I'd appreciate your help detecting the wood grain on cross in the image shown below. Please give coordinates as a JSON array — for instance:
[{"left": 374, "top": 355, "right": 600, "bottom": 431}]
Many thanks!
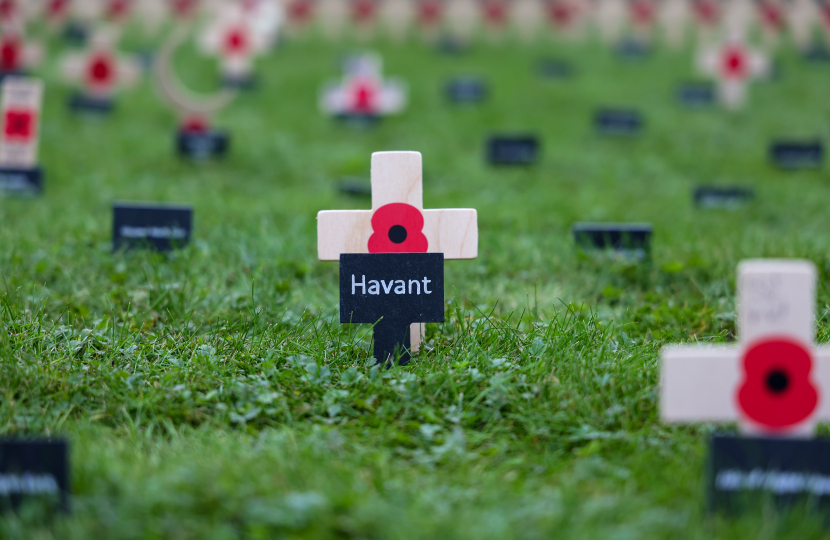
[
  {"left": 662, "top": 260, "right": 830, "bottom": 437},
  {"left": 0, "top": 76, "right": 42, "bottom": 169},
  {"left": 60, "top": 27, "right": 141, "bottom": 100},
  {"left": 698, "top": 33, "right": 768, "bottom": 110},
  {"left": 317, "top": 151, "right": 477, "bottom": 353}
]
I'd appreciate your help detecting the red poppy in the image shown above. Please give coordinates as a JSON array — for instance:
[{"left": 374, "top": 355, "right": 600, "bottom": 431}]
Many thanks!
[
  {"left": 547, "top": 1, "right": 574, "bottom": 27},
  {"left": 0, "top": 0, "right": 16, "bottom": 22},
  {"left": 223, "top": 27, "right": 249, "bottom": 56},
  {"left": 288, "top": 0, "right": 314, "bottom": 23},
  {"left": 721, "top": 46, "right": 747, "bottom": 80},
  {"left": 759, "top": 3, "right": 783, "bottom": 29},
  {"left": 736, "top": 338, "right": 819, "bottom": 431},
  {"left": 3, "top": 109, "right": 34, "bottom": 140},
  {"left": 352, "top": 0, "right": 376, "bottom": 23},
  {"left": 418, "top": 0, "right": 442, "bottom": 25},
  {"left": 181, "top": 115, "right": 209, "bottom": 134},
  {"left": 368, "top": 203, "right": 428, "bottom": 253},
  {"left": 629, "top": 0, "right": 654, "bottom": 25},
  {"left": 107, "top": 0, "right": 132, "bottom": 20},
  {"left": 87, "top": 53, "right": 115, "bottom": 90},
  {"left": 347, "top": 78, "right": 379, "bottom": 114},
  {"left": 482, "top": 1, "right": 506, "bottom": 26},
  {"left": 0, "top": 37, "right": 20, "bottom": 72},
  {"left": 692, "top": 0, "right": 718, "bottom": 24}
]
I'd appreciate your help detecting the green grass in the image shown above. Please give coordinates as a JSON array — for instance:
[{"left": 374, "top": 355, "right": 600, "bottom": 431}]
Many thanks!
[{"left": 2, "top": 24, "right": 830, "bottom": 538}]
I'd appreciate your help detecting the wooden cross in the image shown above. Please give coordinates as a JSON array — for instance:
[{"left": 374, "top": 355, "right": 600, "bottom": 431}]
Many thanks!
[
  {"left": 698, "top": 33, "right": 769, "bottom": 110},
  {"left": 105, "top": 0, "right": 135, "bottom": 23},
  {"left": 594, "top": 0, "right": 627, "bottom": 44},
  {"left": 317, "top": 151, "right": 478, "bottom": 354},
  {"left": 319, "top": 54, "right": 407, "bottom": 117},
  {"left": 43, "top": 0, "right": 72, "bottom": 29},
  {"left": 0, "top": 76, "right": 42, "bottom": 169},
  {"left": 317, "top": 0, "right": 349, "bottom": 40},
  {"left": 0, "top": 23, "right": 43, "bottom": 75},
  {"left": 379, "top": 0, "right": 412, "bottom": 42},
  {"left": 627, "top": 0, "right": 657, "bottom": 43},
  {"left": 662, "top": 260, "right": 830, "bottom": 437},
  {"left": 512, "top": 0, "right": 544, "bottom": 43},
  {"left": 199, "top": 4, "right": 269, "bottom": 82},
  {"left": 787, "top": 0, "right": 820, "bottom": 51},
  {"left": 657, "top": 0, "right": 689, "bottom": 49},
  {"left": 720, "top": 0, "right": 755, "bottom": 37},
  {"left": 60, "top": 26, "right": 141, "bottom": 101},
  {"left": 350, "top": 0, "right": 380, "bottom": 40},
  {"left": 480, "top": 0, "right": 509, "bottom": 40},
  {"left": 284, "top": 0, "right": 317, "bottom": 36},
  {"left": 690, "top": 0, "right": 719, "bottom": 44},
  {"left": 758, "top": 0, "right": 786, "bottom": 48},
  {"left": 445, "top": 0, "right": 480, "bottom": 44}
]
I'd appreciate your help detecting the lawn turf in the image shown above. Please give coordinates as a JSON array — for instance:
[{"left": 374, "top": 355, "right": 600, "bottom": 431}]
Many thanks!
[{"left": 2, "top": 25, "right": 830, "bottom": 538}]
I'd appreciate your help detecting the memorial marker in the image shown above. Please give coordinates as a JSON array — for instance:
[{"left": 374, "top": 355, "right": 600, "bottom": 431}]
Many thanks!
[
  {"left": 319, "top": 54, "right": 407, "bottom": 123},
  {"left": 155, "top": 25, "right": 236, "bottom": 161},
  {"left": 594, "top": 108, "right": 643, "bottom": 136},
  {"left": 658, "top": 0, "right": 690, "bottom": 49},
  {"left": 693, "top": 186, "right": 754, "bottom": 209},
  {"left": 317, "top": 151, "right": 477, "bottom": 356},
  {"left": 446, "top": 76, "right": 487, "bottom": 104},
  {"left": 0, "top": 439, "right": 69, "bottom": 514},
  {"left": 698, "top": 32, "right": 769, "bottom": 110},
  {"left": 572, "top": 222, "right": 652, "bottom": 260},
  {"left": 769, "top": 140, "right": 824, "bottom": 170},
  {"left": 0, "top": 23, "right": 43, "bottom": 78},
  {"left": 444, "top": 0, "right": 479, "bottom": 45},
  {"left": 0, "top": 76, "right": 43, "bottom": 195},
  {"left": 113, "top": 202, "right": 193, "bottom": 252},
  {"left": 60, "top": 26, "right": 141, "bottom": 114},
  {"left": 340, "top": 252, "right": 444, "bottom": 365},
  {"left": 676, "top": 82, "right": 715, "bottom": 107},
  {"left": 199, "top": 3, "right": 268, "bottom": 89},
  {"left": 661, "top": 260, "right": 830, "bottom": 512},
  {"left": 486, "top": 135, "right": 539, "bottom": 165},
  {"left": 536, "top": 58, "right": 574, "bottom": 80}
]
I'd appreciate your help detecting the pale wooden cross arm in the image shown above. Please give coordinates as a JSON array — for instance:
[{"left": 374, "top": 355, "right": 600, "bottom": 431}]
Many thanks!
[{"left": 661, "top": 344, "right": 830, "bottom": 423}]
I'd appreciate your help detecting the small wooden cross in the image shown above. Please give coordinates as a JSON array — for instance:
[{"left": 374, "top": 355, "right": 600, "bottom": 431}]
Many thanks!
[
  {"left": 59, "top": 26, "right": 141, "bottom": 101},
  {"left": 512, "top": 0, "right": 544, "bottom": 43},
  {"left": 445, "top": 0, "right": 480, "bottom": 44},
  {"left": 657, "top": 0, "right": 690, "bottom": 49},
  {"left": 662, "top": 260, "right": 830, "bottom": 437},
  {"left": 0, "top": 23, "right": 43, "bottom": 75},
  {"left": 594, "top": 0, "right": 627, "bottom": 44},
  {"left": 43, "top": 0, "right": 72, "bottom": 29},
  {"left": 380, "top": 0, "right": 414, "bottom": 42},
  {"left": 757, "top": 0, "right": 785, "bottom": 48},
  {"left": 317, "top": 0, "right": 349, "bottom": 40},
  {"left": 199, "top": 4, "right": 269, "bottom": 82},
  {"left": 319, "top": 54, "right": 407, "bottom": 117},
  {"left": 317, "top": 151, "right": 478, "bottom": 354},
  {"left": 0, "top": 76, "right": 42, "bottom": 169},
  {"left": 627, "top": 0, "right": 657, "bottom": 43},
  {"left": 284, "top": 0, "right": 317, "bottom": 36},
  {"left": 698, "top": 33, "right": 769, "bottom": 110},
  {"left": 480, "top": 0, "right": 509, "bottom": 40},
  {"left": 787, "top": 0, "right": 820, "bottom": 51}
]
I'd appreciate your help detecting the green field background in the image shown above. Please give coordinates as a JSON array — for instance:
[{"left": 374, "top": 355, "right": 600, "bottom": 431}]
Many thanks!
[{"left": 1, "top": 26, "right": 830, "bottom": 538}]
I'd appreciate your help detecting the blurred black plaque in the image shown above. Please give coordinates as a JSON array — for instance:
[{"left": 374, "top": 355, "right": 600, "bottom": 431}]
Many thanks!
[
  {"left": 709, "top": 435, "right": 830, "bottom": 514},
  {"left": 573, "top": 222, "right": 652, "bottom": 260},
  {"left": 487, "top": 136, "right": 539, "bottom": 165},
  {"left": 0, "top": 439, "right": 69, "bottom": 513},
  {"left": 176, "top": 130, "right": 229, "bottom": 161},
  {"left": 68, "top": 93, "right": 114, "bottom": 114},
  {"left": 221, "top": 74, "right": 258, "bottom": 90},
  {"left": 0, "top": 167, "right": 42, "bottom": 195},
  {"left": 446, "top": 76, "right": 487, "bottom": 104},
  {"left": 337, "top": 177, "right": 371, "bottom": 197},
  {"left": 537, "top": 59, "right": 574, "bottom": 80},
  {"left": 113, "top": 203, "right": 193, "bottom": 252},
  {"left": 694, "top": 186, "right": 754, "bottom": 209},
  {"left": 615, "top": 39, "right": 650, "bottom": 60},
  {"left": 62, "top": 22, "right": 88, "bottom": 46},
  {"left": 803, "top": 45, "right": 830, "bottom": 63},
  {"left": 594, "top": 109, "right": 643, "bottom": 136},
  {"left": 340, "top": 253, "right": 444, "bottom": 366},
  {"left": 769, "top": 140, "right": 824, "bottom": 169},
  {"left": 677, "top": 83, "right": 715, "bottom": 107}
]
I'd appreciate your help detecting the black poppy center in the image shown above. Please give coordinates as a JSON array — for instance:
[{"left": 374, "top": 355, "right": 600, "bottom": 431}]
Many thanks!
[
  {"left": 765, "top": 369, "right": 789, "bottom": 394},
  {"left": 388, "top": 225, "right": 407, "bottom": 244}
]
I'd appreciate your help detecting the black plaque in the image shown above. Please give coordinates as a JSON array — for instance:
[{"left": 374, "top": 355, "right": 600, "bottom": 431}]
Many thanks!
[
  {"left": 61, "top": 22, "right": 88, "bottom": 46},
  {"left": 113, "top": 203, "right": 193, "bottom": 252},
  {"left": 572, "top": 222, "right": 652, "bottom": 260},
  {"left": 337, "top": 177, "right": 371, "bottom": 197},
  {"left": 340, "top": 253, "right": 444, "bottom": 365},
  {"left": 68, "top": 93, "right": 114, "bottom": 114},
  {"left": 615, "top": 39, "right": 650, "bottom": 60},
  {"left": 803, "top": 45, "right": 830, "bottom": 63},
  {"left": 221, "top": 74, "right": 258, "bottom": 90},
  {"left": 0, "top": 167, "right": 42, "bottom": 195},
  {"left": 487, "top": 136, "right": 539, "bottom": 165},
  {"left": 709, "top": 435, "right": 830, "bottom": 514},
  {"left": 176, "top": 130, "right": 229, "bottom": 161},
  {"left": 769, "top": 141, "right": 824, "bottom": 170},
  {"left": 536, "top": 59, "right": 574, "bottom": 80},
  {"left": 0, "top": 439, "right": 69, "bottom": 513},
  {"left": 677, "top": 83, "right": 715, "bottom": 107},
  {"left": 694, "top": 186, "right": 754, "bottom": 209},
  {"left": 446, "top": 76, "right": 487, "bottom": 104},
  {"left": 594, "top": 109, "right": 643, "bottom": 136}
]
